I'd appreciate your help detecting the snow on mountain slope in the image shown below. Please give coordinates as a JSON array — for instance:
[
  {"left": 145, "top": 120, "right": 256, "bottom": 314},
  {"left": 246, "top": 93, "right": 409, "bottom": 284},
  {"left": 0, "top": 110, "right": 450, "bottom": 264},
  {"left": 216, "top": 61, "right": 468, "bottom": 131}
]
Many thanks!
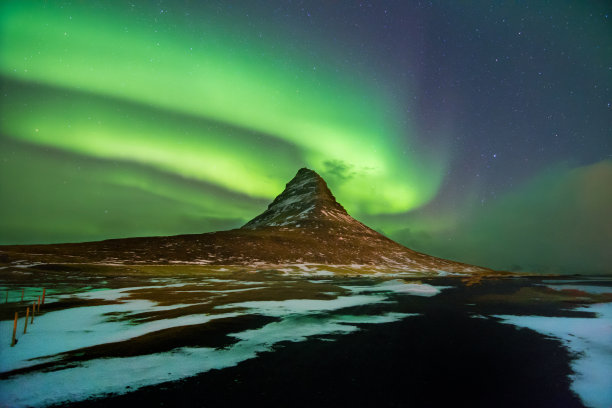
[{"left": 0, "top": 168, "right": 492, "bottom": 274}]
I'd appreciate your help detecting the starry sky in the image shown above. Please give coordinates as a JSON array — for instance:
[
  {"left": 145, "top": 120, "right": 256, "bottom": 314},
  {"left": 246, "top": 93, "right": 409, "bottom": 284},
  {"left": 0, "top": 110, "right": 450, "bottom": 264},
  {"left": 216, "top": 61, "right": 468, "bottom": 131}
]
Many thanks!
[{"left": 1, "top": 1, "right": 610, "bottom": 274}]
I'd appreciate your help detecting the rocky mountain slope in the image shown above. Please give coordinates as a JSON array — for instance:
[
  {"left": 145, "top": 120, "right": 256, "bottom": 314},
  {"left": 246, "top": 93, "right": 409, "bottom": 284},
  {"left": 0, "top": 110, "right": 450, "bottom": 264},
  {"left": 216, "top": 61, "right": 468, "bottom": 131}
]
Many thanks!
[{"left": 0, "top": 168, "right": 490, "bottom": 273}]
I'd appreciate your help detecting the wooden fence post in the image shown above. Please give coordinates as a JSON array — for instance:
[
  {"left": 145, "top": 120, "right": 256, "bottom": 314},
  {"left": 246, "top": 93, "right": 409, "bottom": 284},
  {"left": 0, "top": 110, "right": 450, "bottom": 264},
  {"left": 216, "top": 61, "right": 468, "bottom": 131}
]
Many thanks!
[
  {"left": 11, "top": 312, "right": 18, "bottom": 346},
  {"left": 37, "top": 296, "right": 41, "bottom": 312},
  {"left": 21, "top": 289, "right": 24, "bottom": 301},
  {"left": 42, "top": 288, "right": 46, "bottom": 305},
  {"left": 24, "top": 307, "right": 29, "bottom": 334},
  {"left": 31, "top": 302, "right": 35, "bottom": 324}
]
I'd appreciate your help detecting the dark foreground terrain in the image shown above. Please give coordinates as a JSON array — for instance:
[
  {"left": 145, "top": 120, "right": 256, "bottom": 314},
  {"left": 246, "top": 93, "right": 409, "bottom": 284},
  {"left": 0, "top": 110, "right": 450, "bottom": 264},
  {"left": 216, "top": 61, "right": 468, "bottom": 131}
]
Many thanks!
[{"left": 1, "top": 264, "right": 611, "bottom": 407}]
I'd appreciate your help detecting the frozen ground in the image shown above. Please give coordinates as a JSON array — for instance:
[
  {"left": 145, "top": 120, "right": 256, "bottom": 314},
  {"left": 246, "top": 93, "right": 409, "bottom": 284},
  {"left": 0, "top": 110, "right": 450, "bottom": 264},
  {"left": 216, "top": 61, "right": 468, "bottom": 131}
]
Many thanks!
[
  {"left": 0, "top": 270, "right": 611, "bottom": 408},
  {"left": 495, "top": 301, "right": 612, "bottom": 408},
  {"left": 0, "top": 276, "right": 441, "bottom": 407}
]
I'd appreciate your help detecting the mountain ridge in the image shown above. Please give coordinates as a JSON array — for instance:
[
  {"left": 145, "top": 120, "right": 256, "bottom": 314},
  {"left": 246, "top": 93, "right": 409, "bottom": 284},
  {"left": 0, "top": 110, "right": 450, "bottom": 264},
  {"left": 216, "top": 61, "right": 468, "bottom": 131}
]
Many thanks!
[
  {"left": 0, "top": 168, "right": 492, "bottom": 274},
  {"left": 242, "top": 168, "right": 375, "bottom": 235}
]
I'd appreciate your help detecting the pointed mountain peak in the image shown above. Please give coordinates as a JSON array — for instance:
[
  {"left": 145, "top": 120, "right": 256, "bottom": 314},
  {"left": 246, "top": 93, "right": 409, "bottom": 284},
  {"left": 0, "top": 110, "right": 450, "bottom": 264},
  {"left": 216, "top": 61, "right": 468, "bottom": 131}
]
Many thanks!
[
  {"left": 242, "top": 167, "right": 352, "bottom": 229},
  {"left": 1, "top": 166, "right": 491, "bottom": 273}
]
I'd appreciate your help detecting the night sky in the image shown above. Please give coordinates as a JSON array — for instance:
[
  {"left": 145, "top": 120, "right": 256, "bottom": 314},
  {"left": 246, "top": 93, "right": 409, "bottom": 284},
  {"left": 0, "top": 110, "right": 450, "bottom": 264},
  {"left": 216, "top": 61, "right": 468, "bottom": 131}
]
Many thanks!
[{"left": 1, "top": 1, "right": 610, "bottom": 274}]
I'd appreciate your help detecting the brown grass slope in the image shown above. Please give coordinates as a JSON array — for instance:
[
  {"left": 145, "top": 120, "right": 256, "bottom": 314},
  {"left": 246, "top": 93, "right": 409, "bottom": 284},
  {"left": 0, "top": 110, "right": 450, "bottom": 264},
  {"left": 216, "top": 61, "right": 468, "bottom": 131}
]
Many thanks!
[{"left": 0, "top": 168, "right": 491, "bottom": 273}]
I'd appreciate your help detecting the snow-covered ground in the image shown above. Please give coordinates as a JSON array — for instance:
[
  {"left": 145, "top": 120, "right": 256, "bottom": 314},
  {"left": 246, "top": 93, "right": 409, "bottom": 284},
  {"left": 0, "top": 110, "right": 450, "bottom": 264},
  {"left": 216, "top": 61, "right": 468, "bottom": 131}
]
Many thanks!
[
  {"left": 0, "top": 278, "right": 440, "bottom": 407},
  {"left": 340, "top": 279, "right": 450, "bottom": 297},
  {"left": 2, "top": 275, "right": 610, "bottom": 408},
  {"left": 0, "top": 285, "right": 239, "bottom": 373},
  {"left": 494, "top": 302, "right": 612, "bottom": 408}
]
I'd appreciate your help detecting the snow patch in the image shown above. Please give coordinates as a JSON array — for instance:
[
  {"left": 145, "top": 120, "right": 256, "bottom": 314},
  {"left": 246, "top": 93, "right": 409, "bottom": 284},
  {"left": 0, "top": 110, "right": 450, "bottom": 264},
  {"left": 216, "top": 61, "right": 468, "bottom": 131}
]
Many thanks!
[
  {"left": 216, "top": 294, "right": 387, "bottom": 317},
  {"left": 494, "top": 302, "right": 612, "bottom": 408},
  {"left": 0, "top": 287, "right": 237, "bottom": 373},
  {"left": 341, "top": 280, "right": 450, "bottom": 297},
  {"left": 0, "top": 289, "right": 417, "bottom": 407}
]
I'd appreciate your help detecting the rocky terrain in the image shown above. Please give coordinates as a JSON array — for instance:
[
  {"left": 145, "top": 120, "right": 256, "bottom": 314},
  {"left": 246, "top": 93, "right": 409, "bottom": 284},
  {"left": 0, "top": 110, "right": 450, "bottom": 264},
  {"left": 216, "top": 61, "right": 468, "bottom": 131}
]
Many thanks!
[{"left": 0, "top": 168, "right": 490, "bottom": 274}]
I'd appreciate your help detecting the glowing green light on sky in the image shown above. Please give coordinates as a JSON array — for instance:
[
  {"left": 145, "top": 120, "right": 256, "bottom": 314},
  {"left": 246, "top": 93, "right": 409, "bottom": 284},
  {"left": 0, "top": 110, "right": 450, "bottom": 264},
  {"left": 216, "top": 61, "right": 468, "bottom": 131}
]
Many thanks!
[{"left": 0, "top": 1, "right": 447, "bottom": 242}]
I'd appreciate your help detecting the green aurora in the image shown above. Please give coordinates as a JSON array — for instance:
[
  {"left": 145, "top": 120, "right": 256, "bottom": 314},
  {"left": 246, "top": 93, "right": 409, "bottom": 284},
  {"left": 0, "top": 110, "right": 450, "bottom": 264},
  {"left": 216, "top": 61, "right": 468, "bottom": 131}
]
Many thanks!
[
  {"left": 1, "top": 1, "right": 445, "bottom": 228},
  {"left": 1, "top": 1, "right": 610, "bottom": 274}
]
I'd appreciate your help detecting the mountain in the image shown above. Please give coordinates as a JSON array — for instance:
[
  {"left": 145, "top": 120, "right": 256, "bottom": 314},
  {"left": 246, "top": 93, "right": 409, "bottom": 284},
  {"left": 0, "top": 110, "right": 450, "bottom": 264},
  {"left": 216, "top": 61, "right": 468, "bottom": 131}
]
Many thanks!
[
  {"left": 0, "top": 168, "right": 490, "bottom": 274},
  {"left": 243, "top": 168, "right": 368, "bottom": 231}
]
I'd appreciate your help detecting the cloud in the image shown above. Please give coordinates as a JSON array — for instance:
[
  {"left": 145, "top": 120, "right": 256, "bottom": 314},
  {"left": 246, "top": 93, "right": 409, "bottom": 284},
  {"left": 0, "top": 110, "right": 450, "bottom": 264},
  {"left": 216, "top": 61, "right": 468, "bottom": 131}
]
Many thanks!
[{"left": 320, "top": 160, "right": 357, "bottom": 184}]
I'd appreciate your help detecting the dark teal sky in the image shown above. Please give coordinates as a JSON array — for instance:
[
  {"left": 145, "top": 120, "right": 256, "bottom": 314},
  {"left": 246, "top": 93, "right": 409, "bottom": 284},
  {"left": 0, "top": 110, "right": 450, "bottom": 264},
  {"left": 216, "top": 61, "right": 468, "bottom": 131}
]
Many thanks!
[{"left": 1, "top": 1, "right": 610, "bottom": 274}]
